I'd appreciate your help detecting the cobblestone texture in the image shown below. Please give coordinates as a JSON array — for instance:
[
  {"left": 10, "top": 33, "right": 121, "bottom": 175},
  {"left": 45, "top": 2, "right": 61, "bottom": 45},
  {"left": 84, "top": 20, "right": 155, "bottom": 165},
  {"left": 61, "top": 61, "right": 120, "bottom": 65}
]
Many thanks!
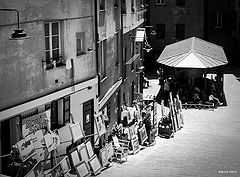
[{"left": 95, "top": 73, "right": 240, "bottom": 177}]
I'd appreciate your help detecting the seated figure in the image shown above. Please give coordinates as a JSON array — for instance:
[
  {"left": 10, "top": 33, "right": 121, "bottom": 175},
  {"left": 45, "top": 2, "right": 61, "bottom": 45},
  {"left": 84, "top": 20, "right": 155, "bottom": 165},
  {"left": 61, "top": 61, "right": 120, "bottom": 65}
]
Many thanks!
[{"left": 208, "top": 92, "right": 223, "bottom": 107}]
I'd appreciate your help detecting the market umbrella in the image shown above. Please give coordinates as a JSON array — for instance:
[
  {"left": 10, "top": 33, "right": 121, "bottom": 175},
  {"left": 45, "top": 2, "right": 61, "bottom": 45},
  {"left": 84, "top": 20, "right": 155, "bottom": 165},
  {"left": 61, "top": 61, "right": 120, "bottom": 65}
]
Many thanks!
[{"left": 157, "top": 37, "right": 228, "bottom": 68}]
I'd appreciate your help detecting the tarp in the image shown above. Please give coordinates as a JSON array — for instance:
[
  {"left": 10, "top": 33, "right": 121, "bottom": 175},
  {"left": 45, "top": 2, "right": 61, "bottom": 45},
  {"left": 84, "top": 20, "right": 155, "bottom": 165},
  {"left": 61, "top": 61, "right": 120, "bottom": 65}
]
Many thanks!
[{"left": 157, "top": 37, "right": 228, "bottom": 68}]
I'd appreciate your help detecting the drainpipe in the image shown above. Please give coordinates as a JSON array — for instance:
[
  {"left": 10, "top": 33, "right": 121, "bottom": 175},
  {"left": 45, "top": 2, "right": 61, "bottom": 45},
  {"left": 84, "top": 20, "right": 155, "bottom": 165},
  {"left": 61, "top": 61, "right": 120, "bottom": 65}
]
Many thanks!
[
  {"left": 94, "top": 0, "right": 100, "bottom": 98},
  {"left": 120, "top": 0, "right": 124, "bottom": 84}
]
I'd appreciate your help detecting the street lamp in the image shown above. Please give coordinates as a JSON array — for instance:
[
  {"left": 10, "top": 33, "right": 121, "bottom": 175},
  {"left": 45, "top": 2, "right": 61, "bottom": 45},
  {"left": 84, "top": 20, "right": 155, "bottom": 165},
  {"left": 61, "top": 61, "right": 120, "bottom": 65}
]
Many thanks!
[{"left": 0, "top": 8, "right": 29, "bottom": 41}]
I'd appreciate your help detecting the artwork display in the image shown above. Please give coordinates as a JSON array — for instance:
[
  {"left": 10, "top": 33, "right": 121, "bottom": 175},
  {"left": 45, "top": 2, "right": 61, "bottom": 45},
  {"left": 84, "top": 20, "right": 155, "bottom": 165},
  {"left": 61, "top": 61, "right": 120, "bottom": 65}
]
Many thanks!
[
  {"left": 138, "top": 124, "right": 148, "bottom": 145},
  {"left": 70, "top": 122, "right": 84, "bottom": 143},
  {"left": 31, "top": 130, "right": 45, "bottom": 161},
  {"left": 43, "top": 132, "right": 60, "bottom": 153},
  {"left": 85, "top": 139, "right": 94, "bottom": 158},
  {"left": 129, "top": 124, "right": 137, "bottom": 140},
  {"left": 99, "top": 147, "right": 109, "bottom": 167},
  {"left": 77, "top": 144, "right": 89, "bottom": 163},
  {"left": 75, "top": 161, "right": 91, "bottom": 177},
  {"left": 50, "top": 163, "right": 63, "bottom": 177},
  {"left": 106, "top": 142, "right": 114, "bottom": 160},
  {"left": 88, "top": 154, "right": 102, "bottom": 175},
  {"left": 59, "top": 156, "right": 71, "bottom": 174},
  {"left": 57, "top": 124, "right": 72, "bottom": 143},
  {"left": 70, "top": 150, "right": 81, "bottom": 167},
  {"left": 131, "top": 137, "right": 140, "bottom": 154},
  {"left": 16, "top": 134, "right": 36, "bottom": 162},
  {"left": 94, "top": 113, "right": 106, "bottom": 137}
]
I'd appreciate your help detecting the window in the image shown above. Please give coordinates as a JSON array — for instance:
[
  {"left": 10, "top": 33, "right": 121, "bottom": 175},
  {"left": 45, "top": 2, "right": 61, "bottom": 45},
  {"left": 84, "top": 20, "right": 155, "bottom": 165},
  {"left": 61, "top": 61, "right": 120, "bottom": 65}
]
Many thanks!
[
  {"left": 156, "top": 0, "right": 165, "bottom": 5},
  {"left": 176, "top": 24, "right": 185, "bottom": 40},
  {"left": 99, "top": 0, "right": 105, "bottom": 10},
  {"left": 114, "top": 0, "right": 118, "bottom": 8},
  {"left": 176, "top": 0, "right": 185, "bottom": 7},
  {"left": 50, "top": 97, "right": 70, "bottom": 130},
  {"left": 156, "top": 24, "right": 165, "bottom": 39},
  {"left": 98, "top": 40, "right": 107, "bottom": 79},
  {"left": 44, "top": 21, "right": 64, "bottom": 69},
  {"left": 76, "top": 32, "right": 86, "bottom": 56},
  {"left": 122, "top": 0, "right": 126, "bottom": 14},
  {"left": 213, "top": 11, "right": 223, "bottom": 28}
]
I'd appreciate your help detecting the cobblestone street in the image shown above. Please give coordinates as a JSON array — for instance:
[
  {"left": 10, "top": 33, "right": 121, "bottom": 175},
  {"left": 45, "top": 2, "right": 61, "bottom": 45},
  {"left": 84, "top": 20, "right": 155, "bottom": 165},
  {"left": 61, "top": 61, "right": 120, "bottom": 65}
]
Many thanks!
[{"left": 96, "top": 72, "right": 240, "bottom": 177}]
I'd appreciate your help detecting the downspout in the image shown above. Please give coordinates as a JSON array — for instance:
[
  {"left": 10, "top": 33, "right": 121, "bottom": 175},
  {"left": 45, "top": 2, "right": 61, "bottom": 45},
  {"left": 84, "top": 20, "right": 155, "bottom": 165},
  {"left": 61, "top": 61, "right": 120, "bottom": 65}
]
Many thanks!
[
  {"left": 120, "top": 0, "right": 124, "bottom": 84},
  {"left": 94, "top": 0, "right": 100, "bottom": 98}
]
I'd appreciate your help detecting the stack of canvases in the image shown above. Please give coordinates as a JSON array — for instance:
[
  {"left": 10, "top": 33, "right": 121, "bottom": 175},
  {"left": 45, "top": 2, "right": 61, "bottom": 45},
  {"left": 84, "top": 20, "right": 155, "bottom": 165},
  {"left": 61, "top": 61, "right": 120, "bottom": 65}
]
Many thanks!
[{"left": 158, "top": 93, "right": 184, "bottom": 138}]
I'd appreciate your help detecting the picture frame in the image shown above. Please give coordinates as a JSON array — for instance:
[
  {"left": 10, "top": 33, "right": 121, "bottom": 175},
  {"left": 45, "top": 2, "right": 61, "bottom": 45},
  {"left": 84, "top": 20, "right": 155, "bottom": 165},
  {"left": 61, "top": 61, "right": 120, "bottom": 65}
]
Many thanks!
[
  {"left": 99, "top": 147, "right": 109, "bottom": 167},
  {"left": 85, "top": 139, "right": 94, "bottom": 158},
  {"left": 131, "top": 136, "right": 140, "bottom": 154},
  {"left": 75, "top": 160, "right": 91, "bottom": 177},
  {"left": 138, "top": 124, "right": 148, "bottom": 145},
  {"left": 16, "top": 134, "right": 36, "bottom": 162},
  {"left": 77, "top": 144, "right": 89, "bottom": 163},
  {"left": 70, "top": 122, "right": 84, "bottom": 143},
  {"left": 50, "top": 162, "right": 63, "bottom": 177},
  {"left": 106, "top": 142, "right": 114, "bottom": 160},
  {"left": 94, "top": 113, "right": 106, "bottom": 137},
  {"left": 57, "top": 123, "right": 72, "bottom": 143},
  {"left": 128, "top": 124, "right": 138, "bottom": 140},
  {"left": 70, "top": 149, "right": 81, "bottom": 167},
  {"left": 59, "top": 156, "right": 71, "bottom": 174},
  {"left": 88, "top": 154, "right": 102, "bottom": 175},
  {"left": 43, "top": 132, "right": 60, "bottom": 153}
]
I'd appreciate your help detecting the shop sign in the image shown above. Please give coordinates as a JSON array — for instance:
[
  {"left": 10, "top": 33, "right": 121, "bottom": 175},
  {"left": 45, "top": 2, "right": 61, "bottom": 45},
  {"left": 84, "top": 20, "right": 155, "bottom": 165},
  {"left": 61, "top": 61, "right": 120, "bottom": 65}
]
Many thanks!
[{"left": 22, "top": 110, "right": 50, "bottom": 137}]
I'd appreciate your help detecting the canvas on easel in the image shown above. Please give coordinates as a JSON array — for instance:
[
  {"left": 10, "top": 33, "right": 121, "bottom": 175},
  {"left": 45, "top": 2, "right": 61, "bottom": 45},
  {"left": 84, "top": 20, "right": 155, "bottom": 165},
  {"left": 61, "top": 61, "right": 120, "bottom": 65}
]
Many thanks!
[{"left": 70, "top": 122, "right": 84, "bottom": 143}]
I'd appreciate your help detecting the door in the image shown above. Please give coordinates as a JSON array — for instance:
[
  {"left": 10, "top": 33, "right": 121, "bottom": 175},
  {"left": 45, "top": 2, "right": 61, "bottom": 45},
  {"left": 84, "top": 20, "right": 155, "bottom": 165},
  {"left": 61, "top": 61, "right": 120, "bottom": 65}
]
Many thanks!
[{"left": 83, "top": 99, "right": 94, "bottom": 141}]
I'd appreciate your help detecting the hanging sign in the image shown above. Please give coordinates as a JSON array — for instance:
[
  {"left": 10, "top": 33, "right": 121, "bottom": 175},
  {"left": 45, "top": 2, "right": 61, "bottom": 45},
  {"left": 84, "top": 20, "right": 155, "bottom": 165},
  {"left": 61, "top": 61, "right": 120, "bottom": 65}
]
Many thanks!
[{"left": 22, "top": 110, "right": 51, "bottom": 137}]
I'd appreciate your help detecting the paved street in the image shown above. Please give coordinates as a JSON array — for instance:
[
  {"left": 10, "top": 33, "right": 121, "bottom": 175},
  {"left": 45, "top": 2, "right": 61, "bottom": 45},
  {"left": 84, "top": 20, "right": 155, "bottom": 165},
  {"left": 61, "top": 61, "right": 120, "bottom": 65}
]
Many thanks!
[{"left": 96, "top": 71, "right": 240, "bottom": 177}]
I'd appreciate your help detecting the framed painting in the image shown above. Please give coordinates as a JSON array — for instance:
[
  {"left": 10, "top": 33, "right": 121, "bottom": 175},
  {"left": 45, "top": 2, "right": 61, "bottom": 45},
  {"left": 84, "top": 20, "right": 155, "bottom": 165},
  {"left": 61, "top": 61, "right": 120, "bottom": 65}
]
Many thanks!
[
  {"left": 138, "top": 124, "right": 148, "bottom": 145},
  {"left": 106, "top": 142, "right": 114, "bottom": 160},
  {"left": 50, "top": 163, "right": 63, "bottom": 177},
  {"left": 85, "top": 139, "right": 94, "bottom": 158},
  {"left": 99, "top": 147, "right": 109, "bottom": 167},
  {"left": 88, "top": 154, "right": 102, "bottom": 175},
  {"left": 94, "top": 113, "right": 106, "bottom": 137},
  {"left": 57, "top": 124, "right": 72, "bottom": 143},
  {"left": 129, "top": 124, "right": 137, "bottom": 140},
  {"left": 16, "top": 134, "right": 36, "bottom": 162},
  {"left": 43, "top": 132, "right": 60, "bottom": 153},
  {"left": 77, "top": 144, "right": 89, "bottom": 163},
  {"left": 70, "top": 122, "right": 84, "bottom": 143},
  {"left": 131, "top": 137, "right": 140, "bottom": 154},
  {"left": 70, "top": 149, "right": 81, "bottom": 167},
  {"left": 59, "top": 156, "right": 71, "bottom": 174},
  {"left": 75, "top": 161, "right": 91, "bottom": 177}
]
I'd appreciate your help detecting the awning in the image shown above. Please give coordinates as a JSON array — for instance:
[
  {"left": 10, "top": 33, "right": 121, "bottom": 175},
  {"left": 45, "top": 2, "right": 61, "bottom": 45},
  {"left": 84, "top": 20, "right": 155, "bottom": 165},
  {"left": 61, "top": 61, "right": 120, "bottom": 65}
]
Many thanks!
[
  {"left": 135, "top": 28, "right": 145, "bottom": 42},
  {"left": 157, "top": 37, "right": 228, "bottom": 68}
]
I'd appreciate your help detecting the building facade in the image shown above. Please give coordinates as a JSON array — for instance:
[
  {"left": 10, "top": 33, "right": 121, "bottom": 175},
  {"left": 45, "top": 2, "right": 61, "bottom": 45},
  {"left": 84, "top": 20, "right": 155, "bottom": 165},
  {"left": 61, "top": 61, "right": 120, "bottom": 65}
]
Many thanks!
[
  {"left": 146, "top": 0, "right": 204, "bottom": 71},
  {"left": 0, "top": 0, "right": 98, "bottom": 174},
  {"left": 97, "top": 0, "right": 147, "bottom": 129}
]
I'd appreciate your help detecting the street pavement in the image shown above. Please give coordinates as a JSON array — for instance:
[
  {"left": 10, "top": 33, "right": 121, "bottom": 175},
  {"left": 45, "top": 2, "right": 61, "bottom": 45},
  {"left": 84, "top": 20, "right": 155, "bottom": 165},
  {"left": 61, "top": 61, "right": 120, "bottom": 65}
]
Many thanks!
[{"left": 95, "top": 72, "right": 240, "bottom": 177}]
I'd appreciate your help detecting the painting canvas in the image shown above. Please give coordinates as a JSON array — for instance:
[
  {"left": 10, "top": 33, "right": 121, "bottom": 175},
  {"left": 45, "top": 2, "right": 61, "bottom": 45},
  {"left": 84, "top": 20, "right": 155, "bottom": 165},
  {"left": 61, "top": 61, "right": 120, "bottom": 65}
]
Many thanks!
[
  {"left": 138, "top": 124, "right": 148, "bottom": 144},
  {"left": 70, "top": 150, "right": 81, "bottom": 167},
  {"left": 131, "top": 137, "right": 140, "bottom": 154},
  {"left": 76, "top": 161, "right": 91, "bottom": 177},
  {"left": 57, "top": 124, "right": 72, "bottom": 143},
  {"left": 99, "top": 147, "right": 109, "bottom": 167},
  {"left": 77, "top": 144, "right": 89, "bottom": 163},
  {"left": 31, "top": 130, "right": 45, "bottom": 161},
  {"left": 85, "top": 139, "right": 94, "bottom": 158},
  {"left": 60, "top": 156, "right": 71, "bottom": 174},
  {"left": 70, "top": 122, "right": 84, "bottom": 143},
  {"left": 43, "top": 132, "right": 60, "bottom": 153},
  {"left": 129, "top": 124, "right": 137, "bottom": 140},
  {"left": 106, "top": 142, "right": 114, "bottom": 160},
  {"left": 88, "top": 155, "right": 102, "bottom": 175},
  {"left": 94, "top": 113, "right": 106, "bottom": 137},
  {"left": 16, "top": 134, "right": 36, "bottom": 162}
]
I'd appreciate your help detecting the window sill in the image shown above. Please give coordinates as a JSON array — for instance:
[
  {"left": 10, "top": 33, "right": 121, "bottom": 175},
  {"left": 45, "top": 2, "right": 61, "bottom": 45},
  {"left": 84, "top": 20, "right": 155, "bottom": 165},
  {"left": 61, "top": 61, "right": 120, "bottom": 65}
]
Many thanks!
[
  {"left": 76, "top": 52, "right": 87, "bottom": 57},
  {"left": 99, "top": 9, "right": 106, "bottom": 12}
]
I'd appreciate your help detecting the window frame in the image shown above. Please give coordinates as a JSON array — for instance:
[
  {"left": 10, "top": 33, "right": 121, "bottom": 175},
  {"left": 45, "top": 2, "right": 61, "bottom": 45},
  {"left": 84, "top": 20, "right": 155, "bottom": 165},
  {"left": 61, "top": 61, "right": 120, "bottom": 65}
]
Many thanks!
[
  {"left": 156, "top": 0, "right": 165, "bottom": 5},
  {"left": 76, "top": 32, "right": 86, "bottom": 56}
]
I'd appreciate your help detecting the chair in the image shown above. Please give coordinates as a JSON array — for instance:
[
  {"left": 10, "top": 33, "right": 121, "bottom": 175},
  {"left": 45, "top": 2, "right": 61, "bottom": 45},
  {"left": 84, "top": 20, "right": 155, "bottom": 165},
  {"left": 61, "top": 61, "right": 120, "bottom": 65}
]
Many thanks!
[{"left": 112, "top": 136, "right": 130, "bottom": 163}]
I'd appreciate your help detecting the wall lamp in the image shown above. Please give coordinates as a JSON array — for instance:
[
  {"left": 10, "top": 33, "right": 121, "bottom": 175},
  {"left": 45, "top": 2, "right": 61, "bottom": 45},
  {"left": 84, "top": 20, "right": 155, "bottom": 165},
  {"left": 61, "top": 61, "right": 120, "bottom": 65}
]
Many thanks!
[{"left": 0, "top": 8, "right": 29, "bottom": 40}]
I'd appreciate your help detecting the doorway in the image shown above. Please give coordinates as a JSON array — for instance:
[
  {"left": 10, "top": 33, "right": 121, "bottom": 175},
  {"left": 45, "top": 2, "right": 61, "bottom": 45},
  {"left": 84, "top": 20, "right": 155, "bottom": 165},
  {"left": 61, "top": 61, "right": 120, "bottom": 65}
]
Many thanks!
[{"left": 83, "top": 99, "right": 94, "bottom": 142}]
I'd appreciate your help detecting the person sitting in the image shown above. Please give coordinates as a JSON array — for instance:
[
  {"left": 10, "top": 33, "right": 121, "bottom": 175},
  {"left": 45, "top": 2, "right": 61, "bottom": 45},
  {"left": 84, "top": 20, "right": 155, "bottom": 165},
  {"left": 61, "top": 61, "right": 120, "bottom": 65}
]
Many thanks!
[{"left": 208, "top": 92, "right": 223, "bottom": 107}]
